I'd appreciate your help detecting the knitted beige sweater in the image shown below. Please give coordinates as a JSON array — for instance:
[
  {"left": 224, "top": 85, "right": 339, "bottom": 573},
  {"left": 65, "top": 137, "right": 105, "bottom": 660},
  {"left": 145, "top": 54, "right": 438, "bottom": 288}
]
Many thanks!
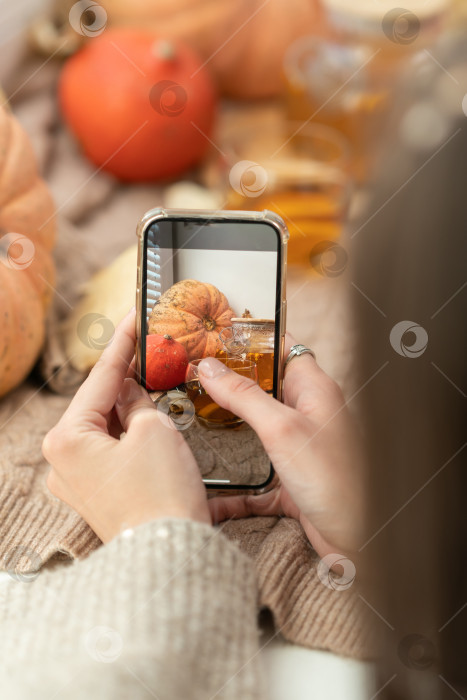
[
  {"left": 0, "top": 512, "right": 374, "bottom": 700},
  {"left": 0, "top": 518, "right": 261, "bottom": 699}
]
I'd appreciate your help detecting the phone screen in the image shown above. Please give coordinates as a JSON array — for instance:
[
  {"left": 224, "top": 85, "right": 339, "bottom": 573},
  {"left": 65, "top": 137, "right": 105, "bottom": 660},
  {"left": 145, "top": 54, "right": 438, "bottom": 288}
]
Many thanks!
[{"left": 140, "top": 217, "right": 283, "bottom": 489}]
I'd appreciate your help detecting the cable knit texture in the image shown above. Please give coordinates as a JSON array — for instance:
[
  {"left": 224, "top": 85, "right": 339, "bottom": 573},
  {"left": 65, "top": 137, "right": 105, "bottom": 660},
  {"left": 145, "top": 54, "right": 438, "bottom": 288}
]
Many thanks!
[{"left": 222, "top": 517, "right": 375, "bottom": 658}]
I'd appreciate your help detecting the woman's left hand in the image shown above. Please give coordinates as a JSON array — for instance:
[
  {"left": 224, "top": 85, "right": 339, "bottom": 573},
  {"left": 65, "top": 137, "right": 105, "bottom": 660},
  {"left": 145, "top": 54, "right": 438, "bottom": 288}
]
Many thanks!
[{"left": 42, "top": 309, "right": 210, "bottom": 543}]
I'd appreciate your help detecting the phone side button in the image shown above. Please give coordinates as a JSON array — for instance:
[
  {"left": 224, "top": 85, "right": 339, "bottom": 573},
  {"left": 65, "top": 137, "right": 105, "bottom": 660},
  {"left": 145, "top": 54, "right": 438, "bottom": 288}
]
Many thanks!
[{"left": 281, "top": 300, "right": 287, "bottom": 336}]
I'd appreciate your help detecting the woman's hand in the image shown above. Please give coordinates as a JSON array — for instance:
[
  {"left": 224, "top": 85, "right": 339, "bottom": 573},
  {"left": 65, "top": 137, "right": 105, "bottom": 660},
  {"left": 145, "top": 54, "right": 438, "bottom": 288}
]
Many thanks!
[
  {"left": 200, "top": 335, "right": 364, "bottom": 560},
  {"left": 42, "top": 309, "right": 210, "bottom": 543}
]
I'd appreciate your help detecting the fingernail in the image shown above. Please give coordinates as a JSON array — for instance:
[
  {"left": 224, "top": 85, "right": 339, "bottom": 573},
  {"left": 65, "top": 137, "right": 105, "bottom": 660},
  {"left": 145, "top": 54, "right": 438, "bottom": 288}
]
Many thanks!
[
  {"left": 116, "top": 378, "right": 145, "bottom": 405},
  {"left": 199, "top": 357, "right": 230, "bottom": 379}
]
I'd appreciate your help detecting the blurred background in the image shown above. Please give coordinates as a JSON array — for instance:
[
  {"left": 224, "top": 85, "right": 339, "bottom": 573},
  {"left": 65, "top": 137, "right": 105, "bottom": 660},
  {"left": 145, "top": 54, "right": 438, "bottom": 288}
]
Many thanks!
[{"left": 2, "top": 0, "right": 465, "bottom": 258}]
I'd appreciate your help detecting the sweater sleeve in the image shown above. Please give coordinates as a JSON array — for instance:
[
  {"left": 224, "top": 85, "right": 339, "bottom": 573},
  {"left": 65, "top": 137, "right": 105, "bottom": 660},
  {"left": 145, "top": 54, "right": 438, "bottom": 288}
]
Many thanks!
[{"left": 0, "top": 518, "right": 264, "bottom": 700}]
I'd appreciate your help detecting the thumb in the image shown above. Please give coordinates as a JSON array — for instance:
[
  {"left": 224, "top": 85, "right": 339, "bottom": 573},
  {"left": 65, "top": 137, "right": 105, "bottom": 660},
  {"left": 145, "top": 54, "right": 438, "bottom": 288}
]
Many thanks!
[
  {"left": 198, "top": 357, "right": 288, "bottom": 434},
  {"left": 115, "top": 378, "right": 156, "bottom": 433},
  {"left": 209, "top": 489, "right": 284, "bottom": 524}
]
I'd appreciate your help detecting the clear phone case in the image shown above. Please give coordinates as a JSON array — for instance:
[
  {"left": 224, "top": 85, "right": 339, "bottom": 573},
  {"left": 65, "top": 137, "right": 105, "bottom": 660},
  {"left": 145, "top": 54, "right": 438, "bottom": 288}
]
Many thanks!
[{"left": 135, "top": 209, "right": 288, "bottom": 495}]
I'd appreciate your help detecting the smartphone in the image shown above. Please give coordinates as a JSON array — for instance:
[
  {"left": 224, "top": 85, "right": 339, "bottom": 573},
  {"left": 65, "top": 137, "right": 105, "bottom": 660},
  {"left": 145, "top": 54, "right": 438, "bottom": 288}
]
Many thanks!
[{"left": 135, "top": 209, "right": 288, "bottom": 494}]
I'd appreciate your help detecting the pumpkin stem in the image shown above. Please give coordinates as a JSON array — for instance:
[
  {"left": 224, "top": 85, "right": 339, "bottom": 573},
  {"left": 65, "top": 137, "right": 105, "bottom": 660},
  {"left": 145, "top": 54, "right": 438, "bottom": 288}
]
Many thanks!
[
  {"left": 163, "top": 334, "right": 173, "bottom": 340},
  {"left": 153, "top": 40, "right": 176, "bottom": 61},
  {"left": 203, "top": 318, "right": 216, "bottom": 332}
]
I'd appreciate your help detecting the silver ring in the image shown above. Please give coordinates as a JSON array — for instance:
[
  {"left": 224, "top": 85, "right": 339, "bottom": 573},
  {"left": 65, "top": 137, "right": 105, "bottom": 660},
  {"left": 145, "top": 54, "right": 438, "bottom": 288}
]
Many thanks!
[{"left": 284, "top": 344, "right": 316, "bottom": 369}]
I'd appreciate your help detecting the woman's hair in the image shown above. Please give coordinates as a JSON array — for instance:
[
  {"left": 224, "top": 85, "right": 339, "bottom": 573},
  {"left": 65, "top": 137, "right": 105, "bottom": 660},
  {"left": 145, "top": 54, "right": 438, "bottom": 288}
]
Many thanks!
[{"left": 353, "top": 35, "right": 467, "bottom": 699}]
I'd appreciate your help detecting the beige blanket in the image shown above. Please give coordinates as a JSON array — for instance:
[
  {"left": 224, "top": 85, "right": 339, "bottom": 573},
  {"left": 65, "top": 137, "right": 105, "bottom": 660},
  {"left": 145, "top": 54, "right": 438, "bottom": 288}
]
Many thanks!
[{"left": 0, "top": 39, "right": 369, "bottom": 657}]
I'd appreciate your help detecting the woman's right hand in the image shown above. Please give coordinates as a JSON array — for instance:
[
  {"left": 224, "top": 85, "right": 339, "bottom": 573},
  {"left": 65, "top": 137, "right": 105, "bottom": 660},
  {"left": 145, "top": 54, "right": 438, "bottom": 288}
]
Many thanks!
[{"left": 199, "top": 335, "right": 364, "bottom": 560}]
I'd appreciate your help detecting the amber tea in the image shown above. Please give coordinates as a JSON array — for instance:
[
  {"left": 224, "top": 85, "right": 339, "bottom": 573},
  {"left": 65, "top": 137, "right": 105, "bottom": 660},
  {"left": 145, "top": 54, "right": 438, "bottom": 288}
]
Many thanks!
[
  {"left": 246, "top": 351, "right": 274, "bottom": 393},
  {"left": 226, "top": 316, "right": 275, "bottom": 392},
  {"left": 224, "top": 122, "right": 351, "bottom": 267},
  {"left": 185, "top": 380, "right": 243, "bottom": 428},
  {"left": 185, "top": 357, "right": 258, "bottom": 429},
  {"left": 228, "top": 182, "right": 345, "bottom": 267},
  {"left": 215, "top": 348, "right": 274, "bottom": 393}
]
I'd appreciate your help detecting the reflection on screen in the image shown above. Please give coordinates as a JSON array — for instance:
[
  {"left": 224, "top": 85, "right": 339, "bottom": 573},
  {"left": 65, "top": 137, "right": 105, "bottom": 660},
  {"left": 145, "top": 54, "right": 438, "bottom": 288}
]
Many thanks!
[{"left": 142, "top": 219, "right": 280, "bottom": 488}]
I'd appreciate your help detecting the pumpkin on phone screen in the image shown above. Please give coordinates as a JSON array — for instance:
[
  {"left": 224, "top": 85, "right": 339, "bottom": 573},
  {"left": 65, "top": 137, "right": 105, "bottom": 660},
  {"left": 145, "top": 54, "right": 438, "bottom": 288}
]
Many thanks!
[
  {"left": 148, "top": 280, "right": 235, "bottom": 361},
  {"left": 146, "top": 334, "right": 188, "bottom": 391},
  {"left": 59, "top": 28, "right": 217, "bottom": 182},
  {"left": 0, "top": 102, "right": 56, "bottom": 398}
]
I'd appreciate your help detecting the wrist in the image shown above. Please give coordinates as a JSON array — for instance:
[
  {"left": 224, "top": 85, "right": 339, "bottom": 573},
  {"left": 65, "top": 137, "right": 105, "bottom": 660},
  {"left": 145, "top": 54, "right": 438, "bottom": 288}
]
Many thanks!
[{"left": 104, "top": 507, "right": 211, "bottom": 543}]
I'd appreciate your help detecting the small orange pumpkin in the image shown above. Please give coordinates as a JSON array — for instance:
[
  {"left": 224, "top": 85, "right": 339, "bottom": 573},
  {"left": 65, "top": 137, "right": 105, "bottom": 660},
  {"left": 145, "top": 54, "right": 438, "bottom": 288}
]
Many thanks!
[
  {"left": 148, "top": 279, "right": 235, "bottom": 360},
  {"left": 0, "top": 102, "right": 56, "bottom": 398},
  {"left": 59, "top": 29, "right": 217, "bottom": 182}
]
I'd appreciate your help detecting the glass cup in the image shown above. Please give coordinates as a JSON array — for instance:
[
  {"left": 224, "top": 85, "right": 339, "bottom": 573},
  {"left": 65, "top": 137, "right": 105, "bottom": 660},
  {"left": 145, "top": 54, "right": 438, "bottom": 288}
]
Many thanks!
[
  {"left": 217, "top": 327, "right": 247, "bottom": 358},
  {"left": 229, "top": 317, "right": 275, "bottom": 394},
  {"left": 283, "top": 36, "right": 388, "bottom": 182},
  {"left": 222, "top": 118, "right": 352, "bottom": 268},
  {"left": 185, "top": 357, "right": 258, "bottom": 429}
]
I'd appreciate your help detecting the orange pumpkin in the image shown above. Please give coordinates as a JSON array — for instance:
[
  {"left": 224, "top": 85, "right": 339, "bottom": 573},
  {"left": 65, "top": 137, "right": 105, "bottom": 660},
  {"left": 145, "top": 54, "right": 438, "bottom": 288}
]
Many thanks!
[
  {"left": 59, "top": 29, "right": 217, "bottom": 182},
  {"left": 0, "top": 103, "right": 56, "bottom": 398},
  {"left": 100, "top": 0, "right": 325, "bottom": 98},
  {"left": 148, "top": 280, "right": 235, "bottom": 360}
]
